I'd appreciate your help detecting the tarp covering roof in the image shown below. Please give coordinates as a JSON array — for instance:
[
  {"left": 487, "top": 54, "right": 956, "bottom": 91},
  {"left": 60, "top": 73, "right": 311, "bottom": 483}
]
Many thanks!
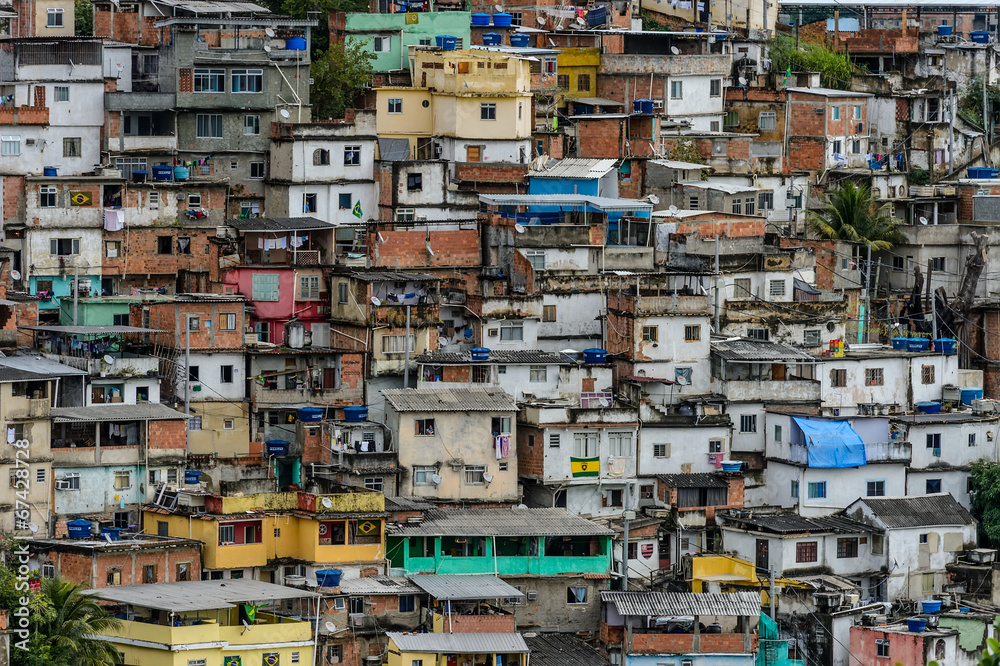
[
  {"left": 792, "top": 417, "right": 867, "bottom": 468},
  {"left": 408, "top": 574, "right": 523, "bottom": 600}
]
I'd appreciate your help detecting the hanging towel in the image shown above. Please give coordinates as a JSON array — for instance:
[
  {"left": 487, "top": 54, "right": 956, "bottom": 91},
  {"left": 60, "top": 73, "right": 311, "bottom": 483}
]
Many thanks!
[
  {"left": 500, "top": 435, "right": 510, "bottom": 458},
  {"left": 607, "top": 458, "right": 626, "bottom": 477},
  {"left": 104, "top": 209, "right": 124, "bottom": 231},
  {"left": 7, "top": 427, "right": 14, "bottom": 443}
]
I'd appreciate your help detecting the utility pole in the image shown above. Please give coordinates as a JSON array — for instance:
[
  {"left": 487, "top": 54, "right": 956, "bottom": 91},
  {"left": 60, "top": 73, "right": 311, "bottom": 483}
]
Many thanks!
[
  {"left": 862, "top": 246, "right": 872, "bottom": 343},
  {"left": 184, "top": 314, "right": 191, "bottom": 454},
  {"left": 949, "top": 86, "right": 956, "bottom": 175},
  {"left": 72, "top": 262, "right": 79, "bottom": 326},
  {"left": 984, "top": 70, "right": 990, "bottom": 147},
  {"left": 622, "top": 486, "right": 631, "bottom": 591},
  {"left": 403, "top": 304, "right": 411, "bottom": 389},
  {"left": 769, "top": 567, "right": 776, "bottom": 619},
  {"left": 713, "top": 238, "right": 720, "bottom": 333}
]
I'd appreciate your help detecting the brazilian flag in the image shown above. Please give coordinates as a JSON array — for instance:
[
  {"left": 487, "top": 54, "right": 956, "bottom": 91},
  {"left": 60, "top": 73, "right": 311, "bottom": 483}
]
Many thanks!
[
  {"left": 239, "top": 603, "right": 257, "bottom": 625},
  {"left": 353, "top": 201, "right": 363, "bottom": 218},
  {"left": 224, "top": 658, "right": 242, "bottom": 666},
  {"left": 571, "top": 457, "right": 599, "bottom": 477}
]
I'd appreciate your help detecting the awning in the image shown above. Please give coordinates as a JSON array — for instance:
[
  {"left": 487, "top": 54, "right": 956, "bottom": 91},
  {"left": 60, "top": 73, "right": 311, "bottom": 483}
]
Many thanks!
[
  {"left": 793, "top": 278, "right": 821, "bottom": 295},
  {"left": 792, "top": 417, "right": 866, "bottom": 468}
]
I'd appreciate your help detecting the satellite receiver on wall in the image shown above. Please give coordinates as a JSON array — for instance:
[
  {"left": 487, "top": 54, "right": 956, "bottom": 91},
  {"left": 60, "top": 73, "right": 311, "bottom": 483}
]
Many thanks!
[
  {"left": 670, "top": 46, "right": 680, "bottom": 55},
  {"left": 483, "top": 472, "right": 494, "bottom": 483},
  {"left": 325, "top": 622, "right": 337, "bottom": 633},
  {"left": 494, "top": 4, "right": 503, "bottom": 11},
  {"left": 10, "top": 269, "right": 20, "bottom": 281},
  {"left": 514, "top": 223, "right": 526, "bottom": 233},
  {"left": 537, "top": 16, "right": 546, "bottom": 25},
  {"left": 668, "top": 204, "right": 679, "bottom": 215},
  {"left": 265, "top": 28, "right": 276, "bottom": 37},
  {"left": 279, "top": 109, "right": 291, "bottom": 119},
  {"left": 647, "top": 194, "right": 659, "bottom": 204},
  {"left": 321, "top": 496, "right": 333, "bottom": 509},
  {"left": 103, "top": 355, "right": 115, "bottom": 365},
  {"left": 264, "top": 45, "right": 272, "bottom": 52},
  {"left": 738, "top": 76, "right": 747, "bottom": 85},
  {"left": 919, "top": 216, "right": 929, "bottom": 225},
  {"left": 371, "top": 297, "right": 382, "bottom": 306},
  {"left": 431, "top": 474, "right": 443, "bottom": 484}
]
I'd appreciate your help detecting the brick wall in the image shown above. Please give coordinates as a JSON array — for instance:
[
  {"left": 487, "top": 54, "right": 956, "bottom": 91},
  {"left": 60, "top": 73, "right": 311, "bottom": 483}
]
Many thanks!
[
  {"left": 4, "top": 175, "right": 24, "bottom": 224},
  {"left": 442, "top": 365, "right": 470, "bottom": 383},
  {"left": 148, "top": 419, "right": 188, "bottom": 453},
  {"left": 0, "top": 106, "right": 49, "bottom": 125},
  {"left": 631, "top": 632, "right": 748, "bottom": 653},
  {"left": 575, "top": 117, "right": 624, "bottom": 159},
  {"left": 444, "top": 614, "right": 517, "bottom": 633},
  {"left": 141, "top": 301, "right": 245, "bottom": 350},
  {"left": 789, "top": 137, "right": 825, "bottom": 171},
  {"left": 103, "top": 225, "right": 222, "bottom": 286},
  {"left": 516, "top": 424, "right": 544, "bottom": 478},
  {"left": 371, "top": 229, "right": 481, "bottom": 268},
  {"left": 44, "top": 544, "right": 202, "bottom": 588},
  {"left": 600, "top": 620, "right": 624, "bottom": 645},
  {"left": 454, "top": 162, "right": 528, "bottom": 186},
  {"left": 179, "top": 69, "right": 193, "bottom": 93}
]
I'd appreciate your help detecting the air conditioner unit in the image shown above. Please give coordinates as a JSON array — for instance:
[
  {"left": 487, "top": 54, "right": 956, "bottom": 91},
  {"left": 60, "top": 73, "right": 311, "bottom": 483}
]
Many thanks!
[
  {"left": 814, "top": 107, "right": 824, "bottom": 114},
  {"left": 55, "top": 479, "right": 72, "bottom": 490},
  {"left": 526, "top": 591, "right": 538, "bottom": 600}
]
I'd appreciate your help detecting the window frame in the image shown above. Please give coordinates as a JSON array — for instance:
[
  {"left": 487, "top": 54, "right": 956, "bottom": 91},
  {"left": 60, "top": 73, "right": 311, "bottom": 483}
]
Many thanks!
[
  {"left": 795, "top": 541, "right": 818, "bottom": 563},
  {"left": 480, "top": 103, "right": 497, "bottom": 121},
  {"left": 231, "top": 69, "right": 264, "bottom": 93},
  {"left": 196, "top": 113, "right": 223, "bottom": 139}
]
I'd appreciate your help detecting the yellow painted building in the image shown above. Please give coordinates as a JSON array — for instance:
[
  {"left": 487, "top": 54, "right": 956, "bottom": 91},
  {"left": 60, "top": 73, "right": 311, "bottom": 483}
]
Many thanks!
[
  {"left": 143, "top": 491, "right": 386, "bottom": 578},
  {"left": 386, "top": 631, "right": 529, "bottom": 666},
  {"left": 555, "top": 48, "right": 601, "bottom": 107},
  {"left": 91, "top": 579, "right": 317, "bottom": 666}
]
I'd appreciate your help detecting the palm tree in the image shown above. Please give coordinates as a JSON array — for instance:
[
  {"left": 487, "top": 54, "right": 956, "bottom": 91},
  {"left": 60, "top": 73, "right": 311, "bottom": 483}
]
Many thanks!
[
  {"left": 32, "top": 578, "right": 123, "bottom": 666},
  {"left": 807, "top": 181, "right": 905, "bottom": 250}
]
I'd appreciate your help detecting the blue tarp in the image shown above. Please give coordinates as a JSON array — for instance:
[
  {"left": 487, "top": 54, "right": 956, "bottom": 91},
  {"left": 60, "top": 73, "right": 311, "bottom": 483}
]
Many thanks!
[{"left": 792, "top": 417, "right": 867, "bottom": 468}]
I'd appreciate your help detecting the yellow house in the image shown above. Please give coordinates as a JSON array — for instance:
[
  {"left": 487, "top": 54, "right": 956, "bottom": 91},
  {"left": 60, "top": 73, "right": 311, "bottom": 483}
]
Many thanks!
[
  {"left": 143, "top": 491, "right": 386, "bottom": 581},
  {"left": 89, "top": 579, "right": 317, "bottom": 666},
  {"left": 386, "top": 631, "right": 529, "bottom": 666},
  {"left": 556, "top": 48, "right": 601, "bottom": 107}
]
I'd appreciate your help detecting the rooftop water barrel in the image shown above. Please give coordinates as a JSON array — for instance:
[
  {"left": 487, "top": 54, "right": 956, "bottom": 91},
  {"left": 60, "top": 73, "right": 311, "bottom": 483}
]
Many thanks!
[
  {"left": 583, "top": 348, "right": 607, "bottom": 364},
  {"left": 344, "top": 406, "right": 369, "bottom": 422},
  {"left": 43, "top": 166, "right": 58, "bottom": 177},
  {"left": 633, "top": 98, "right": 654, "bottom": 114},
  {"left": 299, "top": 407, "right": 324, "bottom": 422},
  {"left": 891, "top": 337, "right": 909, "bottom": 350},
  {"left": 316, "top": 569, "right": 343, "bottom": 587},
  {"left": 174, "top": 166, "right": 190, "bottom": 181},
  {"left": 907, "top": 618, "right": 927, "bottom": 633},
  {"left": 266, "top": 440, "right": 290, "bottom": 456},
  {"left": 721, "top": 461, "right": 743, "bottom": 473},
  {"left": 470, "top": 347, "right": 490, "bottom": 361},
  {"left": 971, "top": 30, "right": 991, "bottom": 43},
  {"left": 907, "top": 338, "right": 929, "bottom": 352},
  {"left": 492, "top": 12, "right": 512, "bottom": 27},
  {"left": 132, "top": 170, "right": 148, "bottom": 183},
  {"left": 100, "top": 526, "right": 122, "bottom": 541},
  {"left": 67, "top": 520, "right": 92, "bottom": 539},
  {"left": 937, "top": 24, "right": 953, "bottom": 36},
  {"left": 482, "top": 32, "right": 502, "bottom": 45},
  {"left": 436, "top": 35, "right": 457, "bottom": 50},
  {"left": 922, "top": 600, "right": 942, "bottom": 613},
  {"left": 286, "top": 35, "right": 307, "bottom": 50},
  {"left": 184, "top": 470, "right": 201, "bottom": 484},
  {"left": 471, "top": 13, "right": 491, "bottom": 26},
  {"left": 933, "top": 338, "right": 957, "bottom": 354},
  {"left": 962, "top": 388, "right": 984, "bottom": 405},
  {"left": 509, "top": 33, "right": 530, "bottom": 47},
  {"left": 152, "top": 165, "right": 173, "bottom": 181},
  {"left": 916, "top": 401, "right": 942, "bottom": 414},
  {"left": 968, "top": 167, "right": 998, "bottom": 179}
]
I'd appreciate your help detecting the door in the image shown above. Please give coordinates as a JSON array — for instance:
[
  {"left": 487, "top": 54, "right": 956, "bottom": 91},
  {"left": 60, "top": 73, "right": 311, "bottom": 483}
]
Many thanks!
[{"left": 755, "top": 538, "right": 769, "bottom": 571}]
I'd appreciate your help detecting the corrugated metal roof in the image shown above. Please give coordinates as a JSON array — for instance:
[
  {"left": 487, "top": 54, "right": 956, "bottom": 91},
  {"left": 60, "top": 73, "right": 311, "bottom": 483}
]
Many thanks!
[
  {"left": 571, "top": 97, "right": 624, "bottom": 107},
  {"left": 415, "top": 349, "right": 569, "bottom": 365},
  {"left": 52, "top": 403, "right": 189, "bottom": 423},
  {"left": 338, "top": 576, "right": 423, "bottom": 596},
  {"left": 718, "top": 510, "right": 878, "bottom": 535},
  {"left": 601, "top": 591, "right": 760, "bottom": 617},
  {"left": 22, "top": 325, "right": 162, "bottom": 335},
  {"left": 382, "top": 387, "right": 517, "bottom": 412},
  {"left": 649, "top": 159, "right": 709, "bottom": 170},
  {"left": 86, "top": 579, "right": 319, "bottom": 612},
  {"left": 678, "top": 181, "right": 758, "bottom": 194},
  {"left": 350, "top": 271, "right": 441, "bottom": 283},
  {"left": 408, "top": 574, "right": 523, "bottom": 600},
  {"left": 149, "top": 0, "right": 270, "bottom": 14},
  {"left": 785, "top": 87, "right": 873, "bottom": 98},
  {"left": 711, "top": 339, "right": 817, "bottom": 363},
  {"left": 226, "top": 217, "right": 336, "bottom": 232},
  {"left": 387, "top": 508, "right": 614, "bottom": 537},
  {"left": 479, "top": 194, "right": 652, "bottom": 213},
  {"left": 657, "top": 473, "right": 728, "bottom": 489},
  {"left": 525, "top": 634, "right": 610, "bottom": 666},
  {"left": 0, "top": 356, "right": 87, "bottom": 381},
  {"left": 854, "top": 494, "right": 976, "bottom": 528},
  {"left": 388, "top": 632, "right": 529, "bottom": 654},
  {"left": 531, "top": 158, "right": 618, "bottom": 180}
]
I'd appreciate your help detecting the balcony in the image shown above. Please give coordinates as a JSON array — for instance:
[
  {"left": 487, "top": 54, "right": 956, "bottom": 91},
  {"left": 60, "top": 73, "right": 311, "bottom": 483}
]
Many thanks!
[
  {"left": 42, "top": 352, "right": 159, "bottom": 378},
  {"left": 117, "top": 134, "right": 177, "bottom": 153},
  {"left": 250, "top": 383, "right": 362, "bottom": 407},
  {"left": 865, "top": 440, "right": 911, "bottom": 463},
  {"left": 101, "top": 613, "right": 310, "bottom": 650},
  {"left": 608, "top": 290, "right": 711, "bottom": 315},
  {"left": 630, "top": 631, "right": 755, "bottom": 654},
  {"left": 104, "top": 92, "right": 177, "bottom": 112},
  {"left": 6, "top": 397, "right": 49, "bottom": 421},
  {"left": 430, "top": 611, "right": 516, "bottom": 634},
  {"left": 603, "top": 246, "right": 654, "bottom": 271},
  {"left": 721, "top": 379, "right": 821, "bottom": 402},
  {"left": 0, "top": 106, "right": 48, "bottom": 126}
]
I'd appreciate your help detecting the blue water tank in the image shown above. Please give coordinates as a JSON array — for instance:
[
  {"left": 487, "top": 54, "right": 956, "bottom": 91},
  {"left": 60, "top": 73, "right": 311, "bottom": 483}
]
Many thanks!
[
  {"left": 100, "top": 526, "right": 122, "bottom": 541},
  {"left": 299, "top": 407, "right": 324, "bottom": 422},
  {"left": 471, "top": 13, "right": 491, "bottom": 26},
  {"left": 633, "top": 98, "right": 654, "bottom": 114},
  {"left": 509, "top": 33, "right": 530, "bottom": 47},
  {"left": 587, "top": 5, "right": 608, "bottom": 27},
  {"left": 316, "top": 569, "right": 343, "bottom": 587},
  {"left": 266, "top": 440, "right": 290, "bottom": 456},
  {"left": 152, "top": 165, "right": 173, "bottom": 181},
  {"left": 933, "top": 338, "right": 957, "bottom": 354},
  {"left": 482, "top": 32, "right": 502, "bottom": 45},
  {"left": 962, "top": 388, "right": 984, "bottom": 405},
  {"left": 470, "top": 347, "right": 490, "bottom": 361},
  {"left": 344, "top": 406, "right": 369, "bottom": 422},
  {"left": 891, "top": 337, "right": 909, "bottom": 350},
  {"left": 937, "top": 24, "right": 953, "bottom": 36},
  {"left": 971, "top": 30, "right": 991, "bottom": 43},
  {"left": 184, "top": 470, "right": 201, "bottom": 484},
  {"left": 173, "top": 166, "right": 190, "bottom": 181},
  {"left": 907, "top": 338, "right": 929, "bottom": 352},
  {"left": 492, "top": 12, "right": 512, "bottom": 27},
  {"left": 583, "top": 348, "right": 607, "bottom": 364},
  {"left": 916, "top": 401, "right": 942, "bottom": 414},
  {"left": 286, "top": 36, "right": 307, "bottom": 50},
  {"left": 43, "top": 166, "right": 58, "bottom": 177},
  {"left": 67, "top": 520, "right": 92, "bottom": 539},
  {"left": 436, "top": 35, "right": 457, "bottom": 50}
]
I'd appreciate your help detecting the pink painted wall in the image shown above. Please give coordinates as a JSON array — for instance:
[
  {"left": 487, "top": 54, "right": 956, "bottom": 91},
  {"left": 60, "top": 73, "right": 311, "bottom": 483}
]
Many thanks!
[{"left": 849, "top": 626, "right": 925, "bottom": 666}]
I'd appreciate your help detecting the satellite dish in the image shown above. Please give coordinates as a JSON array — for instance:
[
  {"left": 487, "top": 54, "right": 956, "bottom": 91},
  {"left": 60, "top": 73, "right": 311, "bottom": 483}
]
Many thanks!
[
  {"left": 371, "top": 297, "right": 382, "bottom": 306},
  {"left": 325, "top": 621, "right": 336, "bottom": 632},
  {"left": 483, "top": 472, "right": 494, "bottom": 483},
  {"left": 575, "top": 16, "right": 586, "bottom": 25},
  {"left": 514, "top": 223, "right": 526, "bottom": 233},
  {"left": 103, "top": 355, "right": 115, "bottom": 365},
  {"left": 321, "top": 497, "right": 333, "bottom": 509},
  {"left": 536, "top": 16, "right": 546, "bottom": 25},
  {"left": 738, "top": 76, "right": 747, "bottom": 85},
  {"left": 919, "top": 216, "right": 929, "bottom": 225},
  {"left": 10, "top": 269, "right": 20, "bottom": 280},
  {"left": 265, "top": 28, "right": 275, "bottom": 37},
  {"left": 647, "top": 194, "right": 660, "bottom": 204},
  {"left": 494, "top": 4, "right": 503, "bottom": 11},
  {"left": 28, "top": 522, "right": 38, "bottom": 533},
  {"left": 279, "top": 109, "right": 291, "bottom": 119},
  {"left": 431, "top": 474, "right": 443, "bottom": 484},
  {"left": 264, "top": 45, "right": 272, "bottom": 52},
  {"left": 599, "top": 397, "right": 609, "bottom": 407},
  {"left": 676, "top": 375, "right": 690, "bottom": 385},
  {"left": 668, "top": 204, "right": 679, "bottom": 213},
  {"left": 670, "top": 46, "right": 680, "bottom": 55}
]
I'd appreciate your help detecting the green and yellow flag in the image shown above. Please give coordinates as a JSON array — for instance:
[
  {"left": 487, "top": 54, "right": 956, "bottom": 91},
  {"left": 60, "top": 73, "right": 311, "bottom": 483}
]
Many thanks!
[
  {"left": 353, "top": 201, "right": 363, "bottom": 218},
  {"left": 69, "top": 191, "right": 92, "bottom": 206},
  {"left": 571, "top": 457, "right": 599, "bottom": 477}
]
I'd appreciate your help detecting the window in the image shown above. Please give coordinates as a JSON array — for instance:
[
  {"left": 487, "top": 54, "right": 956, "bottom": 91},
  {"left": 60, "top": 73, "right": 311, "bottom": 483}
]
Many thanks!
[
  {"left": 525, "top": 250, "right": 546, "bottom": 271},
  {"left": 740, "top": 414, "right": 757, "bottom": 433},
  {"left": 415, "top": 419, "right": 435, "bottom": 436},
  {"left": 831, "top": 106, "right": 840, "bottom": 120},
  {"left": 36, "top": 468, "right": 45, "bottom": 483},
  {"left": 759, "top": 192, "right": 775, "bottom": 210},
  {"left": 684, "top": 325, "right": 701, "bottom": 342},
  {"left": 40, "top": 186, "right": 57, "bottom": 208},
  {"left": 876, "top": 640, "right": 890, "bottom": 658},
  {"left": 47, "top": 7, "right": 63, "bottom": 26},
  {"left": 327, "top": 646, "right": 343, "bottom": 664},
  {"left": 222, "top": 418, "right": 235, "bottom": 430},
  {"left": 892, "top": 255, "right": 905, "bottom": 271},
  {"left": 922, "top": 573, "right": 935, "bottom": 592},
  {"left": 113, "top": 470, "right": 131, "bottom": 489},
  {"left": 577, "top": 73, "right": 591, "bottom": 91},
  {"left": 790, "top": 480, "right": 799, "bottom": 498},
  {"left": 609, "top": 432, "right": 633, "bottom": 457},
  {"left": 143, "top": 564, "right": 157, "bottom": 584},
  {"left": 407, "top": 173, "right": 422, "bottom": 191},
  {"left": 774, "top": 425, "right": 783, "bottom": 443},
  {"left": 364, "top": 477, "right": 384, "bottom": 492},
  {"left": 830, "top": 368, "right": 847, "bottom": 387},
  {"left": 107, "top": 568, "right": 121, "bottom": 586},
  {"left": 642, "top": 326, "right": 658, "bottom": 342},
  {"left": 796, "top": 541, "right": 818, "bottom": 563},
  {"left": 549, "top": 434, "right": 560, "bottom": 448},
  {"left": 710, "top": 79, "right": 722, "bottom": 97},
  {"left": 853, "top": 105, "right": 862, "bottom": 120},
  {"left": 557, "top": 74, "right": 570, "bottom": 89},
  {"left": 523, "top": 365, "right": 546, "bottom": 383},
  {"left": 464, "top": 465, "right": 486, "bottom": 484},
  {"left": 395, "top": 208, "right": 415, "bottom": 221},
  {"left": 688, "top": 195, "right": 700, "bottom": 209},
  {"left": 731, "top": 198, "right": 742, "bottom": 215},
  {"left": 670, "top": 80, "right": 683, "bottom": 99},
  {"left": 970, "top": 433, "right": 977, "bottom": 447},
  {"left": 250, "top": 161, "right": 265, "bottom": 179},
  {"left": 867, "top": 480, "right": 886, "bottom": 496},
  {"left": 769, "top": 280, "right": 786, "bottom": 297},
  {"left": 177, "top": 236, "right": 192, "bottom": 255},
  {"left": 302, "top": 192, "right": 318, "bottom": 213},
  {"left": 745, "top": 197, "right": 756, "bottom": 215},
  {"left": 382, "top": 334, "right": 415, "bottom": 354},
  {"left": 344, "top": 145, "right": 361, "bottom": 166},
  {"left": 374, "top": 36, "right": 390, "bottom": 52},
  {"left": 54, "top": 86, "right": 69, "bottom": 102},
  {"left": 219, "top": 313, "right": 236, "bottom": 330},
  {"left": 219, "top": 524, "right": 236, "bottom": 544},
  {"left": 653, "top": 443, "right": 669, "bottom": 458},
  {"left": 931, "top": 256, "right": 946, "bottom": 272},
  {"left": 832, "top": 139, "right": 843, "bottom": 154},
  {"left": 542, "top": 304, "right": 556, "bottom": 321},
  {"left": 566, "top": 586, "right": 587, "bottom": 604},
  {"left": 837, "top": 537, "right": 859, "bottom": 558},
  {"left": 732, "top": 277, "right": 751, "bottom": 298},
  {"left": 219, "top": 365, "right": 234, "bottom": 384},
  {"left": 920, "top": 364, "right": 936, "bottom": 385},
  {"left": 232, "top": 69, "right": 263, "bottom": 93},
  {"left": 196, "top": 114, "right": 223, "bottom": 138},
  {"left": 300, "top": 275, "right": 321, "bottom": 299},
  {"left": 481, "top": 103, "right": 497, "bottom": 120},
  {"left": 337, "top": 282, "right": 349, "bottom": 304},
  {"left": 243, "top": 115, "right": 260, "bottom": 135},
  {"left": 399, "top": 595, "right": 416, "bottom": 613},
  {"left": 188, "top": 416, "right": 202, "bottom": 431},
  {"left": 865, "top": 368, "right": 884, "bottom": 386},
  {"left": 807, "top": 481, "right": 827, "bottom": 499},
  {"left": 252, "top": 273, "right": 280, "bottom": 301},
  {"left": 758, "top": 111, "right": 777, "bottom": 131},
  {"left": 42, "top": 562, "right": 55, "bottom": 578},
  {"left": 312, "top": 149, "right": 330, "bottom": 166},
  {"left": 926, "top": 479, "right": 942, "bottom": 493},
  {"left": 188, "top": 366, "right": 200, "bottom": 381},
  {"left": 413, "top": 466, "right": 437, "bottom": 485},
  {"left": 500, "top": 321, "right": 523, "bottom": 341},
  {"left": 573, "top": 432, "right": 598, "bottom": 458},
  {"left": 1, "top": 136, "right": 19, "bottom": 156},
  {"left": 747, "top": 328, "right": 769, "bottom": 341},
  {"left": 926, "top": 433, "right": 941, "bottom": 450},
  {"left": 193, "top": 69, "right": 224, "bottom": 92},
  {"left": 919, "top": 533, "right": 929, "bottom": 544},
  {"left": 387, "top": 98, "right": 402, "bottom": 114}
]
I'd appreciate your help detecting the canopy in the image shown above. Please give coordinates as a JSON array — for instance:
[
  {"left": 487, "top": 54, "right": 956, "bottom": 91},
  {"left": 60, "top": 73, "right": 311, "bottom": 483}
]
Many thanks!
[{"left": 792, "top": 417, "right": 866, "bottom": 468}]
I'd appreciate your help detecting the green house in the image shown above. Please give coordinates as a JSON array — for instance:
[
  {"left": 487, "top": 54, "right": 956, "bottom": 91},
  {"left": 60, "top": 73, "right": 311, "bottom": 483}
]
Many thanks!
[
  {"left": 58, "top": 296, "right": 143, "bottom": 326},
  {"left": 345, "top": 11, "right": 472, "bottom": 73},
  {"left": 387, "top": 507, "right": 614, "bottom": 575}
]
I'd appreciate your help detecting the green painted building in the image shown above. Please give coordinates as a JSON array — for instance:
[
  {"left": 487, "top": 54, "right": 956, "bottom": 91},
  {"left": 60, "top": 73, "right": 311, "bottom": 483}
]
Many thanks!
[
  {"left": 58, "top": 296, "right": 143, "bottom": 326},
  {"left": 386, "top": 507, "right": 614, "bottom": 575},
  {"left": 345, "top": 11, "right": 472, "bottom": 73}
]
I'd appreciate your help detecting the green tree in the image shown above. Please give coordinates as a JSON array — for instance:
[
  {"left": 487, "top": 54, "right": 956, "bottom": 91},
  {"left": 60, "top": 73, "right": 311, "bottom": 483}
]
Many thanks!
[
  {"left": 769, "top": 34, "right": 854, "bottom": 91},
  {"left": 74, "top": 0, "right": 93, "bottom": 35},
  {"left": 28, "top": 578, "right": 123, "bottom": 666},
  {"left": 310, "top": 39, "right": 375, "bottom": 120},
  {"left": 807, "top": 181, "right": 904, "bottom": 250},
  {"left": 969, "top": 460, "right": 1000, "bottom": 547}
]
